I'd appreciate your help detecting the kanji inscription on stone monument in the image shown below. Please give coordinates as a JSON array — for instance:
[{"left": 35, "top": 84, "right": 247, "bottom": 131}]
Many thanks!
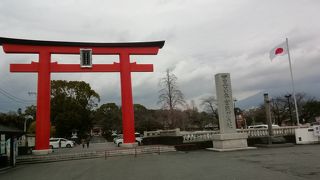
[{"left": 215, "top": 73, "right": 236, "bottom": 134}]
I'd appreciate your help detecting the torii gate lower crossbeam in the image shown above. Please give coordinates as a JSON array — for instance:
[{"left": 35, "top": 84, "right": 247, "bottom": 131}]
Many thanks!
[{"left": 0, "top": 37, "right": 164, "bottom": 154}]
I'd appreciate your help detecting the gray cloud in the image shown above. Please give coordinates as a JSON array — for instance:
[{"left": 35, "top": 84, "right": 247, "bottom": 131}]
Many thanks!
[{"left": 1, "top": 0, "right": 320, "bottom": 112}]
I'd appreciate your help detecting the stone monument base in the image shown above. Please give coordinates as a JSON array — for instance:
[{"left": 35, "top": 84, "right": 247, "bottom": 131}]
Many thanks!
[
  {"left": 207, "top": 133, "right": 256, "bottom": 152},
  {"left": 32, "top": 149, "right": 53, "bottom": 155},
  {"left": 120, "top": 142, "right": 138, "bottom": 148}
]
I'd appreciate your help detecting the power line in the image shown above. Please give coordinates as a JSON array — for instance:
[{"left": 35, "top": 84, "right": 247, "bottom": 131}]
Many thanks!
[
  {"left": 0, "top": 91, "right": 32, "bottom": 104},
  {"left": 0, "top": 87, "right": 34, "bottom": 102},
  {"left": 0, "top": 87, "right": 35, "bottom": 104},
  {"left": 0, "top": 106, "right": 15, "bottom": 112}
]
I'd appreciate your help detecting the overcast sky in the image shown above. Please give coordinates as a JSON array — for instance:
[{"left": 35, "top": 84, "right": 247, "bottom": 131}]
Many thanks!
[{"left": 0, "top": 0, "right": 320, "bottom": 112}]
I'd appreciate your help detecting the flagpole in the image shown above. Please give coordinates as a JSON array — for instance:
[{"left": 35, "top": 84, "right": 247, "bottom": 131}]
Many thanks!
[{"left": 286, "top": 37, "right": 300, "bottom": 126}]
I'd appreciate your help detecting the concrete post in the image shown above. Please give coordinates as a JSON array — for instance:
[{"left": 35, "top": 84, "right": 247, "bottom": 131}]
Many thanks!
[{"left": 264, "top": 93, "right": 273, "bottom": 144}]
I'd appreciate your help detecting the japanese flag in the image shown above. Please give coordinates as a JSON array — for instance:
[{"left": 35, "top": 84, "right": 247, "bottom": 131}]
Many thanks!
[{"left": 269, "top": 41, "right": 288, "bottom": 61}]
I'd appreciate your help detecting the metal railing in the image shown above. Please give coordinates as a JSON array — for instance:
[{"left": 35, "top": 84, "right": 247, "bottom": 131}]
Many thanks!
[
  {"left": 104, "top": 145, "right": 176, "bottom": 159},
  {"left": 17, "top": 145, "right": 177, "bottom": 164}
]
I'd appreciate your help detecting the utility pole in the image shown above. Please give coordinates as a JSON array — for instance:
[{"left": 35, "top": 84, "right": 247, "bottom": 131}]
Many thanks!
[{"left": 28, "top": 92, "right": 37, "bottom": 96}]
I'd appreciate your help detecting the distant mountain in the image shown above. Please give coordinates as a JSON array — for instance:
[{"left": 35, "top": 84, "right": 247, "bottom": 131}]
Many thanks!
[
  {"left": 237, "top": 92, "right": 265, "bottom": 109},
  {"left": 237, "top": 86, "right": 320, "bottom": 110}
]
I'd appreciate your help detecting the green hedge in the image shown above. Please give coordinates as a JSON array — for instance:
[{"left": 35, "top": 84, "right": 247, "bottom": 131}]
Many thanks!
[{"left": 142, "top": 136, "right": 183, "bottom": 145}]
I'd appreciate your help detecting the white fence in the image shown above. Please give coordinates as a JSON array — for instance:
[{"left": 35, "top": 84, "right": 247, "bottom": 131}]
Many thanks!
[
  {"left": 181, "top": 131, "right": 219, "bottom": 143},
  {"left": 144, "top": 126, "right": 299, "bottom": 143},
  {"left": 237, "top": 126, "right": 297, "bottom": 138}
]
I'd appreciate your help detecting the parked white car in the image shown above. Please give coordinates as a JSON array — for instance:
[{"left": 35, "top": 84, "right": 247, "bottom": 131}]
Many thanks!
[
  {"left": 114, "top": 133, "right": 143, "bottom": 147},
  {"left": 49, "top": 138, "right": 74, "bottom": 149}
]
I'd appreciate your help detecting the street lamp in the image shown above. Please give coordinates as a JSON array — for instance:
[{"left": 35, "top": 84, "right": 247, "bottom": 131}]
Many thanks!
[
  {"left": 285, "top": 94, "right": 293, "bottom": 125},
  {"left": 24, "top": 115, "right": 33, "bottom": 132}
]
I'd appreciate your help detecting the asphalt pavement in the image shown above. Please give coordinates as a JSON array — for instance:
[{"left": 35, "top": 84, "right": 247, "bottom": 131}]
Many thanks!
[
  {"left": 52, "top": 141, "right": 118, "bottom": 154},
  {"left": 1, "top": 144, "right": 320, "bottom": 180}
]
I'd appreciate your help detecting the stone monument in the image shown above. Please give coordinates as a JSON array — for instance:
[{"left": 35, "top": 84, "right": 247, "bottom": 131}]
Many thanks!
[{"left": 208, "top": 73, "right": 255, "bottom": 151}]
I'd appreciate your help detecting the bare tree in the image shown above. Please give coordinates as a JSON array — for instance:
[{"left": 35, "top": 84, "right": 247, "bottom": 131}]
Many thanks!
[
  {"left": 200, "top": 96, "right": 217, "bottom": 115},
  {"left": 200, "top": 96, "right": 218, "bottom": 128},
  {"left": 270, "top": 97, "right": 287, "bottom": 125},
  {"left": 158, "top": 69, "right": 185, "bottom": 128},
  {"left": 158, "top": 69, "right": 185, "bottom": 110},
  {"left": 184, "top": 100, "right": 200, "bottom": 130},
  {"left": 271, "top": 92, "right": 309, "bottom": 125}
]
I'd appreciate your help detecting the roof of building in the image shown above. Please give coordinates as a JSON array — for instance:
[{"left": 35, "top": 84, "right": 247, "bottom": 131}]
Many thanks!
[{"left": 0, "top": 124, "right": 24, "bottom": 135}]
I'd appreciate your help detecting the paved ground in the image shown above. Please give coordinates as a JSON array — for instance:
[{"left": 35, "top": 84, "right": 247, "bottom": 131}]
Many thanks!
[
  {"left": 51, "top": 141, "right": 118, "bottom": 154},
  {"left": 1, "top": 144, "right": 320, "bottom": 180}
]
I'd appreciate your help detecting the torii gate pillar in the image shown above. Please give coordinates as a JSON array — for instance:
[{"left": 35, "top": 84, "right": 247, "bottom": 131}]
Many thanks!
[
  {"left": 36, "top": 51, "right": 52, "bottom": 152},
  {"left": 119, "top": 53, "right": 136, "bottom": 146}
]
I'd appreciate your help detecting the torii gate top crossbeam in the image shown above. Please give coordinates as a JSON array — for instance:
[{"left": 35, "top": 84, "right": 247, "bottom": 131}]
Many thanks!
[
  {"left": 0, "top": 37, "right": 164, "bottom": 73},
  {"left": 0, "top": 37, "right": 165, "bottom": 55},
  {"left": 0, "top": 37, "right": 165, "bottom": 48}
]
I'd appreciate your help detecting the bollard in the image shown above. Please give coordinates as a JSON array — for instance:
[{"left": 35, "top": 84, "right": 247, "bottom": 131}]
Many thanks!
[{"left": 105, "top": 150, "right": 108, "bottom": 160}]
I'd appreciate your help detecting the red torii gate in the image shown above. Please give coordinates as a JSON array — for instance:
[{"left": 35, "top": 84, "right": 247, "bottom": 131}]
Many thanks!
[{"left": 0, "top": 37, "right": 164, "bottom": 154}]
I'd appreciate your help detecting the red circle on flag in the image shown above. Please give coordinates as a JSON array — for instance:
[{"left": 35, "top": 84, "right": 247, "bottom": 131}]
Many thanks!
[{"left": 275, "top": 48, "right": 283, "bottom": 55}]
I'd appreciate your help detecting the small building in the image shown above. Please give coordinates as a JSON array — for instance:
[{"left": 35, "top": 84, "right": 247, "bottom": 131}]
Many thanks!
[
  {"left": 17, "top": 134, "right": 35, "bottom": 155},
  {"left": 90, "top": 125, "right": 104, "bottom": 136},
  {"left": 0, "top": 124, "right": 24, "bottom": 168}
]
